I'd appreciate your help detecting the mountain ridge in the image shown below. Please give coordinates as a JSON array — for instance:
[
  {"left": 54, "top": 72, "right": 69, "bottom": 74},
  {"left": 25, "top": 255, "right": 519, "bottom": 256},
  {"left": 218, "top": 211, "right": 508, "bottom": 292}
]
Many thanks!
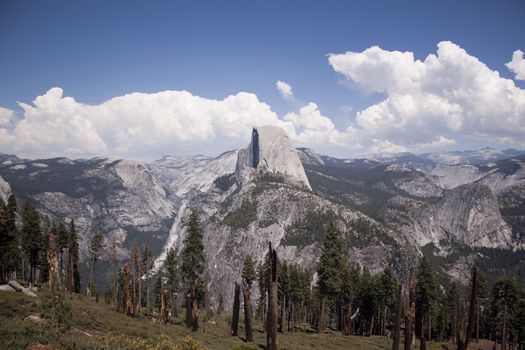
[{"left": 1, "top": 130, "right": 524, "bottom": 301}]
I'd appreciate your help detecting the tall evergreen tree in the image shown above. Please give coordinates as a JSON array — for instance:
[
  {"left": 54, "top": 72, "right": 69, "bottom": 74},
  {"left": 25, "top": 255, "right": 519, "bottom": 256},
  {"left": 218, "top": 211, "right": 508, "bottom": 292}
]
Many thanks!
[
  {"left": 278, "top": 260, "right": 290, "bottom": 333},
  {"left": 257, "top": 254, "right": 269, "bottom": 320},
  {"left": 357, "top": 267, "right": 380, "bottom": 336},
  {"left": 56, "top": 222, "right": 68, "bottom": 284},
  {"left": 67, "top": 218, "right": 81, "bottom": 293},
  {"left": 39, "top": 217, "right": 52, "bottom": 284},
  {"left": 87, "top": 230, "right": 104, "bottom": 296},
  {"left": 0, "top": 197, "right": 20, "bottom": 282},
  {"left": 5, "top": 194, "right": 17, "bottom": 233},
  {"left": 21, "top": 202, "right": 41, "bottom": 289},
  {"left": 415, "top": 256, "right": 438, "bottom": 347},
  {"left": 242, "top": 254, "right": 256, "bottom": 342},
  {"left": 142, "top": 245, "right": 153, "bottom": 312},
  {"left": 164, "top": 247, "right": 179, "bottom": 316},
  {"left": 392, "top": 283, "right": 403, "bottom": 350},
  {"left": 180, "top": 210, "right": 205, "bottom": 330},
  {"left": 341, "top": 264, "right": 359, "bottom": 335},
  {"left": 490, "top": 276, "right": 520, "bottom": 350},
  {"left": 131, "top": 242, "right": 141, "bottom": 313},
  {"left": 379, "top": 267, "right": 398, "bottom": 336},
  {"left": 316, "top": 221, "right": 345, "bottom": 333}
]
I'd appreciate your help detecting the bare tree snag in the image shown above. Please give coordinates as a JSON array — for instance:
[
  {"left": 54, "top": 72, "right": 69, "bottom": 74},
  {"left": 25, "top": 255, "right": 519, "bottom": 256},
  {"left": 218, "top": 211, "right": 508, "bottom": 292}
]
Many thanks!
[
  {"left": 185, "top": 293, "right": 193, "bottom": 328},
  {"left": 465, "top": 267, "right": 478, "bottom": 348},
  {"left": 393, "top": 283, "right": 402, "bottom": 350},
  {"left": 46, "top": 234, "right": 59, "bottom": 287},
  {"left": 319, "top": 295, "right": 327, "bottom": 333},
  {"left": 243, "top": 285, "right": 254, "bottom": 342},
  {"left": 123, "top": 264, "right": 133, "bottom": 317},
  {"left": 191, "top": 291, "right": 199, "bottom": 332},
  {"left": 267, "top": 242, "right": 279, "bottom": 350},
  {"left": 159, "top": 276, "right": 170, "bottom": 324},
  {"left": 404, "top": 268, "right": 416, "bottom": 350},
  {"left": 231, "top": 283, "right": 240, "bottom": 336},
  {"left": 343, "top": 295, "right": 353, "bottom": 336}
]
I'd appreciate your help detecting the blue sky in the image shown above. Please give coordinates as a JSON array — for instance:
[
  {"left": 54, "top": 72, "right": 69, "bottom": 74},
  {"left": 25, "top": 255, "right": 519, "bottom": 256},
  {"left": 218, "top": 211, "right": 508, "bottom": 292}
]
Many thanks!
[{"left": 1, "top": 0, "right": 524, "bottom": 160}]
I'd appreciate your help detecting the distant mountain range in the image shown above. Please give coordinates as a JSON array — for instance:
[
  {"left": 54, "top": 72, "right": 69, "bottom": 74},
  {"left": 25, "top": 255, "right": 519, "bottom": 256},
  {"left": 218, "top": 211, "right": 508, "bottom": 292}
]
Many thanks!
[{"left": 1, "top": 128, "right": 524, "bottom": 305}]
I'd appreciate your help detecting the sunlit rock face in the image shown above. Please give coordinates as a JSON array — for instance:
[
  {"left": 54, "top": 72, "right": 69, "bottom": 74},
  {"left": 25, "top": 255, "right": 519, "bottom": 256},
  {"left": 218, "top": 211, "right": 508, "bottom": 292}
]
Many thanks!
[{"left": 235, "top": 126, "right": 311, "bottom": 190}]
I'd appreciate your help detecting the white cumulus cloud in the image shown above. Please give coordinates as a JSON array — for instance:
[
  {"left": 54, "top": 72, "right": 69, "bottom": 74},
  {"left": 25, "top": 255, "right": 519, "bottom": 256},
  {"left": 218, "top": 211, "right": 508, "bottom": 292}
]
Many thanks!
[
  {"left": 0, "top": 107, "right": 14, "bottom": 127},
  {"left": 276, "top": 80, "right": 294, "bottom": 100},
  {"left": 284, "top": 102, "right": 356, "bottom": 148},
  {"left": 0, "top": 87, "right": 294, "bottom": 160},
  {"left": 506, "top": 50, "right": 525, "bottom": 81},
  {"left": 2, "top": 41, "right": 525, "bottom": 161},
  {"left": 329, "top": 41, "right": 525, "bottom": 148}
]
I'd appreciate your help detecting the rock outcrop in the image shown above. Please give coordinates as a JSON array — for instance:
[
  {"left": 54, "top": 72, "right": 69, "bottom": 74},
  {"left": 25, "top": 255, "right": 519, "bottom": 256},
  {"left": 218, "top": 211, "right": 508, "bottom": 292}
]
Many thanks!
[{"left": 236, "top": 126, "right": 311, "bottom": 190}]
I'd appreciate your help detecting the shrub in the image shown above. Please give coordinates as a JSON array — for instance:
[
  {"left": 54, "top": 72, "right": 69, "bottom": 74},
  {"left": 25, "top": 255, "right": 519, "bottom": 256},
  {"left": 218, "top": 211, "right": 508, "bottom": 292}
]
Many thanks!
[{"left": 40, "top": 281, "right": 72, "bottom": 332}]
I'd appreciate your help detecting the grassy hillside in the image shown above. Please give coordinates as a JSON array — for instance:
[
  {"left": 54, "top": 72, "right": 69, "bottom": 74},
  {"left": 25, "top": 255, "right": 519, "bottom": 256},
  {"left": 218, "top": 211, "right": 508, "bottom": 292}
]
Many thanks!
[{"left": 0, "top": 291, "right": 493, "bottom": 350}]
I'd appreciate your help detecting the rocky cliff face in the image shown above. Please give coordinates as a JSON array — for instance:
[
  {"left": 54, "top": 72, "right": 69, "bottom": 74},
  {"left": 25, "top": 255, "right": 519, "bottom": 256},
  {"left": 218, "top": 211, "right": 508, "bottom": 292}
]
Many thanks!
[
  {"left": 0, "top": 156, "right": 175, "bottom": 258},
  {"left": 1, "top": 135, "right": 524, "bottom": 299},
  {"left": 149, "top": 150, "right": 239, "bottom": 198},
  {"left": 236, "top": 126, "right": 311, "bottom": 190},
  {"left": 379, "top": 183, "right": 512, "bottom": 250},
  {"left": 0, "top": 175, "right": 11, "bottom": 201},
  {"left": 155, "top": 167, "right": 413, "bottom": 308}
]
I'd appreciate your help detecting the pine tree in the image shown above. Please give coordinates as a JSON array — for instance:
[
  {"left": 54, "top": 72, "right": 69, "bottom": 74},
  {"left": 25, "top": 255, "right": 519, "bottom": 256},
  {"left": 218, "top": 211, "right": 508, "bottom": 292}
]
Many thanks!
[
  {"left": 341, "top": 264, "right": 359, "bottom": 335},
  {"left": 180, "top": 210, "right": 205, "bottom": 330},
  {"left": 415, "top": 256, "right": 438, "bottom": 347},
  {"left": 39, "top": 217, "right": 52, "bottom": 284},
  {"left": 392, "top": 283, "right": 403, "bottom": 350},
  {"left": 278, "top": 260, "right": 289, "bottom": 333},
  {"left": 379, "top": 267, "right": 397, "bottom": 336},
  {"left": 5, "top": 194, "right": 21, "bottom": 280},
  {"left": 491, "top": 276, "right": 520, "bottom": 350},
  {"left": 357, "top": 267, "right": 380, "bottom": 336},
  {"left": 6, "top": 194, "right": 17, "bottom": 233},
  {"left": 56, "top": 222, "right": 68, "bottom": 285},
  {"left": 476, "top": 271, "right": 490, "bottom": 342},
  {"left": 405, "top": 267, "right": 416, "bottom": 350},
  {"left": 142, "top": 245, "right": 153, "bottom": 312},
  {"left": 131, "top": 242, "right": 141, "bottom": 313},
  {"left": 67, "top": 218, "right": 81, "bottom": 294},
  {"left": 242, "top": 254, "right": 256, "bottom": 342},
  {"left": 316, "top": 221, "right": 345, "bottom": 333},
  {"left": 464, "top": 267, "right": 478, "bottom": 347},
  {"left": 257, "top": 255, "right": 269, "bottom": 321},
  {"left": 289, "top": 264, "right": 312, "bottom": 332},
  {"left": 21, "top": 202, "right": 41, "bottom": 289},
  {"left": 165, "top": 247, "right": 179, "bottom": 316},
  {"left": 87, "top": 230, "right": 104, "bottom": 297},
  {"left": 0, "top": 197, "right": 20, "bottom": 282}
]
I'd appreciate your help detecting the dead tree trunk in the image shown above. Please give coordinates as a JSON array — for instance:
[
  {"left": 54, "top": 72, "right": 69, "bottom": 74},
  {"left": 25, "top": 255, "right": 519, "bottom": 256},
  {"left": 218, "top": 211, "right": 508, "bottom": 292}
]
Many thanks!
[
  {"left": 280, "top": 296, "right": 286, "bottom": 333},
  {"left": 124, "top": 264, "right": 133, "bottom": 317},
  {"left": 159, "top": 277, "right": 170, "bottom": 324},
  {"left": 267, "top": 242, "right": 279, "bottom": 350},
  {"left": 404, "top": 268, "right": 416, "bottom": 350},
  {"left": 465, "top": 267, "right": 478, "bottom": 348},
  {"left": 319, "top": 295, "right": 327, "bottom": 333},
  {"left": 343, "top": 296, "right": 353, "bottom": 335},
  {"left": 420, "top": 333, "right": 427, "bottom": 350},
  {"left": 393, "top": 283, "right": 402, "bottom": 350},
  {"left": 502, "top": 303, "right": 507, "bottom": 350},
  {"left": 231, "top": 283, "right": 240, "bottom": 336},
  {"left": 185, "top": 293, "right": 193, "bottom": 328},
  {"left": 191, "top": 292, "right": 199, "bottom": 332},
  {"left": 243, "top": 285, "right": 254, "bottom": 342},
  {"left": 476, "top": 299, "right": 480, "bottom": 343}
]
